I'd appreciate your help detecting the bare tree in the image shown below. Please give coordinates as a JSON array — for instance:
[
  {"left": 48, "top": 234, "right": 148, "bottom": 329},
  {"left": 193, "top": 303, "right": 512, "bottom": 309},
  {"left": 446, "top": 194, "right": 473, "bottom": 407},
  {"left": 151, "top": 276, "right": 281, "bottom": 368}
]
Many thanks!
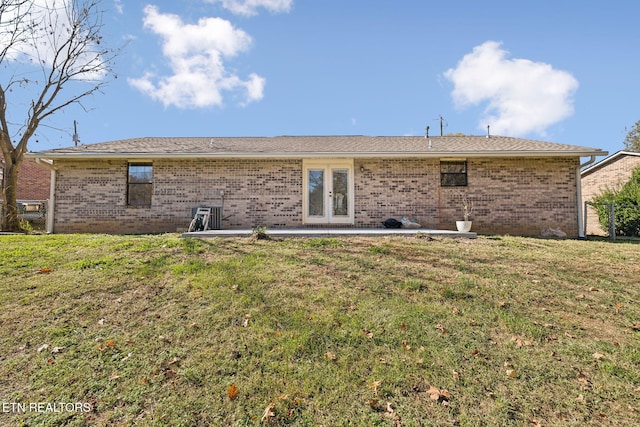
[{"left": 0, "top": 0, "right": 118, "bottom": 231}]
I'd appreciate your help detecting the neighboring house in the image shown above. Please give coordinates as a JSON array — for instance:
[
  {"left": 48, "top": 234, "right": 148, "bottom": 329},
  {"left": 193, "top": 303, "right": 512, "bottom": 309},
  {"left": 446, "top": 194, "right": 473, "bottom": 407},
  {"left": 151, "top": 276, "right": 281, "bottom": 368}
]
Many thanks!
[
  {"left": 26, "top": 135, "right": 606, "bottom": 237},
  {"left": 580, "top": 151, "right": 640, "bottom": 236},
  {"left": 1, "top": 156, "right": 51, "bottom": 209}
]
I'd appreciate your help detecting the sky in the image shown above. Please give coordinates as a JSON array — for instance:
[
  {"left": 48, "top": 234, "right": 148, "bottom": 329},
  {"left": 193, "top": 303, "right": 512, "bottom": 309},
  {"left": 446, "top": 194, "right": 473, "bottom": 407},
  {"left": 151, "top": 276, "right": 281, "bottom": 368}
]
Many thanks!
[{"left": 6, "top": 0, "right": 640, "bottom": 159}]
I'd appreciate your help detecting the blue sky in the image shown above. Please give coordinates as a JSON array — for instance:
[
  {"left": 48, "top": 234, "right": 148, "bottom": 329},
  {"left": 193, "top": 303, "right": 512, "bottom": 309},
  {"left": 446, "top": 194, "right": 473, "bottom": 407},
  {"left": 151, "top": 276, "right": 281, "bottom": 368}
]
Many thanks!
[{"left": 17, "top": 0, "right": 640, "bottom": 158}]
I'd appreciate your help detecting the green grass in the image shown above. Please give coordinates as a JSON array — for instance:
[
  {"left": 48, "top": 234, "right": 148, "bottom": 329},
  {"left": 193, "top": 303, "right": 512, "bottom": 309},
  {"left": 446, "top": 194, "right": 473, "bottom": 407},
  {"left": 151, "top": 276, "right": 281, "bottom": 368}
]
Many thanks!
[{"left": 0, "top": 234, "right": 639, "bottom": 426}]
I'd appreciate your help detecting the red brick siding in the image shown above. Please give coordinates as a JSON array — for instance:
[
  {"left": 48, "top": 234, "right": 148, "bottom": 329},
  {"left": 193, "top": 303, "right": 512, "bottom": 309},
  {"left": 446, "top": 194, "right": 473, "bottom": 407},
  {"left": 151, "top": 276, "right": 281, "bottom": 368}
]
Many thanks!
[
  {"left": 581, "top": 154, "right": 640, "bottom": 235},
  {"left": 354, "top": 157, "right": 578, "bottom": 236},
  {"left": 53, "top": 159, "right": 302, "bottom": 234},
  {"left": 52, "top": 157, "right": 580, "bottom": 236},
  {"left": 1, "top": 157, "right": 51, "bottom": 201}
]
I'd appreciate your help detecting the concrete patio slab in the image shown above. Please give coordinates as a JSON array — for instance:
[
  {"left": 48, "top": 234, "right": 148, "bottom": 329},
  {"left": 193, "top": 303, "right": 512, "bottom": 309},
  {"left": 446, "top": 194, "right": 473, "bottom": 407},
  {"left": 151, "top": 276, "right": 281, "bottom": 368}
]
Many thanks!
[{"left": 182, "top": 228, "right": 477, "bottom": 239}]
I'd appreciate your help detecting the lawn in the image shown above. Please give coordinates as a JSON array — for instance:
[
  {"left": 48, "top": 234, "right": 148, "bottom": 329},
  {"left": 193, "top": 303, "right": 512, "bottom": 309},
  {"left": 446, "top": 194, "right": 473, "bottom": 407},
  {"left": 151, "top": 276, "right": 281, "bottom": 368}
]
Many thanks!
[{"left": 0, "top": 233, "right": 638, "bottom": 426}]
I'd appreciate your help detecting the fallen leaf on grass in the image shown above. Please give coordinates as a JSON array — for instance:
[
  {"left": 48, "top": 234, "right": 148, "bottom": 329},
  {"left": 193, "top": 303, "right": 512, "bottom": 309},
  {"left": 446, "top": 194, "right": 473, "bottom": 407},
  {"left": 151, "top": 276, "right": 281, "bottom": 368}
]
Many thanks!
[
  {"left": 261, "top": 403, "right": 275, "bottom": 422},
  {"left": 325, "top": 351, "right": 336, "bottom": 361},
  {"left": 260, "top": 395, "right": 289, "bottom": 423},
  {"left": 506, "top": 369, "right": 517, "bottom": 378},
  {"left": 511, "top": 336, "right": 533, "bottom": 348},
  {"left": 39, "top": 268, "right": 52, "bottom": 274},
  {"left": 227, "top": 384, "right": 239, "bottom": 401},
  {"left": 109, "top": 373, "right": 121, "bottom": 380},
  {"left": 577, "top": 376, "right": 591, "bottom": 387},
  {"left": 362, "top": 329, "right": 373, "bottom": 339},
  {"left": 401, "top": 340, "right": 411, "bottom": 350},
  {"left": 383, "top": 402, "right": 403, "bottom": 423},
  {"left": 96, "top": 340, "right": 116, "bottom": 351},
  {"left": 452, "top": 370, "right": 460, "bottom": 382},
  {"left": 593, "top": 352, "right": 605, "bottom": 360},
  {"left": 435, "top": 323, "right": 447, "bottom": 334},
  {"left": 370, "top": 380, "right": 381, "bottom": 396},
  {"left": 37, "top": 344, "right": 49, "bottom": 353},
  {"left": 427, "top": 385, "right": 451, "bottom": 403}
]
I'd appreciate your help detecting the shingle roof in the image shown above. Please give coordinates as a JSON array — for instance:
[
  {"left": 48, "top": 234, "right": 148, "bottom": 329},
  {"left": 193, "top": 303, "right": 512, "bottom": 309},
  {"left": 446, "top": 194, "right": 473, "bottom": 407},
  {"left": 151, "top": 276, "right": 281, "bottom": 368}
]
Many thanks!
[
  {"left": 580, "top": 150, "right": 640, "bottom": 176},
  {"left": 27, "top": 135, "right": 607, "bottom": 159}
]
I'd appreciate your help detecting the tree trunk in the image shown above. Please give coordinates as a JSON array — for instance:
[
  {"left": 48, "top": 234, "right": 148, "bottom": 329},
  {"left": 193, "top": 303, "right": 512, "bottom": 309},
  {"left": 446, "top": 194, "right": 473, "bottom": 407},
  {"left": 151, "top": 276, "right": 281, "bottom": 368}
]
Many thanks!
[{"left": 1, "top": 162, "right": 20, "bottom": 231}]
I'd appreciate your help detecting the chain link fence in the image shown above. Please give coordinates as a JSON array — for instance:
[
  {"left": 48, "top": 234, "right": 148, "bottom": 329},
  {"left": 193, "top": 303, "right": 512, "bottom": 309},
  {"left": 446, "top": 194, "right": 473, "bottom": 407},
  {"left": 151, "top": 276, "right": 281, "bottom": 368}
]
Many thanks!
[
  {"left": 585, "top": 201, "right": 640, "bottom": 240},
  {"left": 0, "top": 200, "right": 48, "bottom": 232}
]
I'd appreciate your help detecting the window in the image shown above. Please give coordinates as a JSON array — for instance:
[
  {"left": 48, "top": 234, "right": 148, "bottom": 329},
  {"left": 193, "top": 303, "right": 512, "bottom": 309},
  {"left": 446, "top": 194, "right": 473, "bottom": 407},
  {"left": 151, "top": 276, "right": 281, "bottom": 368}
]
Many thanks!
[
  {"left": 440, "top": 161, "right": 467, "bottom": 187},
  {"left": 127, "top": 163, "right": 152, "bottom": 206}
]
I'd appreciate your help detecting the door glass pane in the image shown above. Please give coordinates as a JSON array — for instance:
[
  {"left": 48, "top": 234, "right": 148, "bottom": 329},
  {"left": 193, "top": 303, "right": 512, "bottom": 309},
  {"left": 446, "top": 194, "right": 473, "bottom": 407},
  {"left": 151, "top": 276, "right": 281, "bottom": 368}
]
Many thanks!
[
  {"left": 332, "top": 169, "right": 348, "bottom": 216},
  {"left": 308, "top": 169, "right": 324, "bottom": 216}
]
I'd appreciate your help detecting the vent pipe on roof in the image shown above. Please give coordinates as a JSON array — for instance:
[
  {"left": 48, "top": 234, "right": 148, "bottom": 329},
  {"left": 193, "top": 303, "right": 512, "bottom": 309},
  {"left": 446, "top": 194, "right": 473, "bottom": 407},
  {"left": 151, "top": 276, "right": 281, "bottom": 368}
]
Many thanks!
[
  {"left": 425, "top": 126, "right": 429, "bottom": 139},
  {"left": 72, "top": 120, "right": 80, "bottom": 146},
  {"left": 486, "top": 125, "right": 491, "bottom": 138},
  {"left": 210, "top": 138, "right": 215, "bottom": 145}
]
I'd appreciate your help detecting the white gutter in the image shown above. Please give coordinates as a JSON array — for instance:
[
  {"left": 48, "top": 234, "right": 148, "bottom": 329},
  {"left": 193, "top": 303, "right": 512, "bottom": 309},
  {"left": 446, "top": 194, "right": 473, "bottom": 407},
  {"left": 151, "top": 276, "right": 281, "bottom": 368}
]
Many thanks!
[
  {"left": 577, "top": 155, "right": 597, "bottom": 239},
  {"left": 25, "top": 150, "right": 608, "bottom": 161},
  {"left": 34, "top": 158, "right": 57, "bottom": 234}
]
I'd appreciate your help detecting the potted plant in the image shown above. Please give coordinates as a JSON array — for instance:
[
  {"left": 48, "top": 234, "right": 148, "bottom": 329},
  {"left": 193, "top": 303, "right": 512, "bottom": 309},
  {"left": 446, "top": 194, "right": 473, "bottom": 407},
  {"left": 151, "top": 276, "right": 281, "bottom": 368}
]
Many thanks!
[{"left": 456, "top": 196, "right": 473, "bottom": 232}]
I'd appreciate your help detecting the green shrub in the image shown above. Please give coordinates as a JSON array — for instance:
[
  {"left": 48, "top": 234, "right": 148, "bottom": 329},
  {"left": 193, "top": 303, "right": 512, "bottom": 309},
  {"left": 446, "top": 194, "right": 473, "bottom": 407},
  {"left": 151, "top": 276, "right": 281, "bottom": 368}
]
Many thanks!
[{"left": 592, "top": 166, "right": 640, "bottom": 236}]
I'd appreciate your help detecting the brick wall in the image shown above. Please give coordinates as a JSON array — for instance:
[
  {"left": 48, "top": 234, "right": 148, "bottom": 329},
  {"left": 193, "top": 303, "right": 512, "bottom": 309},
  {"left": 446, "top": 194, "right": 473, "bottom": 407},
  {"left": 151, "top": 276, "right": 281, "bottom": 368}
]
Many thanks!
[
  {"left": 1, "top": 157, "right": 51, "bottom": 201},
  {"left": 354, "top": 157, "right": 579, "bottom": 236},
  {"left": 53, "top": 159, "right": 302, "bottom": 234},
  {"left": 52, "top": 156, "right": 580, "bottom": 236},
  {"left": 581, "top": 154, "right": 640, "bottom": 236}
]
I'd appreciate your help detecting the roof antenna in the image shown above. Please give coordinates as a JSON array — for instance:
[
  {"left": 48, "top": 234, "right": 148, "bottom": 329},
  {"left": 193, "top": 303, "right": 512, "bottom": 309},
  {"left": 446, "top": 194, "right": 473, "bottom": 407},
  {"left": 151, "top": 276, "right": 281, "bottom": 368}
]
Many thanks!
[
  {"left": 486, "top": 125, "right": 491, "bottom": 138},
  {"left": 436, "top": 115, "right": 447, "bottom": 136},
  {"left": 72, "top": 120, "right": 80, "bottom": 146}
]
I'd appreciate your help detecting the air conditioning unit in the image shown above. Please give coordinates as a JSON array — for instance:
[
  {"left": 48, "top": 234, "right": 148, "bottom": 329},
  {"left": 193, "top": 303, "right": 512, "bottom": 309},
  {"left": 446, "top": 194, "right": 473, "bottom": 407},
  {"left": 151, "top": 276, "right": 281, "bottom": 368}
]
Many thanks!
[{"left": 191, "top": 206, "right": 222, "bottom": 230}]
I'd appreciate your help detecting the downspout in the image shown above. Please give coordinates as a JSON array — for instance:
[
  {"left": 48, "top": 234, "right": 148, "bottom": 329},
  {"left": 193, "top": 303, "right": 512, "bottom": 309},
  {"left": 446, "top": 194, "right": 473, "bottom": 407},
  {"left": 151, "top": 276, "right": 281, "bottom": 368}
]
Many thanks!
[
  {"left": 576, "top": 156, "right": 596, "bottom": 239},
  {"left": 35, "top": 158, "right": 57, "bottom": 234}
]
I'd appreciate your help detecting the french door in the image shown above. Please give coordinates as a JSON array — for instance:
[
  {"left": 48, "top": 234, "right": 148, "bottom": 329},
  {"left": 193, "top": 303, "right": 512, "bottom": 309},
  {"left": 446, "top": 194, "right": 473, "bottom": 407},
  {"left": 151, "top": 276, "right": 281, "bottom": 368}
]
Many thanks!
[{"left": 303, "top": 160, "right": 354, "bottom": 224}]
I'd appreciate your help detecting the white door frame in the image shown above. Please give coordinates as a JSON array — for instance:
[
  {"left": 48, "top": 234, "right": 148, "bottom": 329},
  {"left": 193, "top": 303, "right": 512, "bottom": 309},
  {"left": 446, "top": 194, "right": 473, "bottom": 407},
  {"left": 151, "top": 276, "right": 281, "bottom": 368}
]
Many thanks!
[{"left": 302, "top": 159, "right": 354, "bottom": 225}]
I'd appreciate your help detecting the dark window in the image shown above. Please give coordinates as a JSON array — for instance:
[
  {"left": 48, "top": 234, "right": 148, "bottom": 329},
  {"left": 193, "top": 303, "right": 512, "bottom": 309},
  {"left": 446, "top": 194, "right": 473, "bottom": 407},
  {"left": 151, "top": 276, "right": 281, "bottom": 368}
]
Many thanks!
[
  {"left": 127, "top": 163, "right": 152, "bottom": 206},
  {"left": 440, "top": 161, "right": 467, "bottom": 187}
]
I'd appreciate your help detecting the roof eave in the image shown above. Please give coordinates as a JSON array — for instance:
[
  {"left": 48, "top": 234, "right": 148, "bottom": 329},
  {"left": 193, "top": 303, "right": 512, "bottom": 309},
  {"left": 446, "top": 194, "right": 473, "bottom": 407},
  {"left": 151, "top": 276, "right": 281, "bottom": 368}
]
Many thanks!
[{"left": 27, "top": 150, "right": 608, "bottom": 160}]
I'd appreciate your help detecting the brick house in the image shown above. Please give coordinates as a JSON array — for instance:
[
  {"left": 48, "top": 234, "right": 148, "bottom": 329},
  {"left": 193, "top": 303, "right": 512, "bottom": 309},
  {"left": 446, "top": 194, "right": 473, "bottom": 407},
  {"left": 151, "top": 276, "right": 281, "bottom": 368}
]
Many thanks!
[
  {"left": 1, "top": 156, "right": 51, "bottom": 214},
  {"left": 1, "top": 156, "right": 51, "bottom": 200},
  {"left": 27, "top": 135, "right": 606, "bottom": 236},
  {"left": 580, "top": 151, "right": 640, "bottom": 236}
]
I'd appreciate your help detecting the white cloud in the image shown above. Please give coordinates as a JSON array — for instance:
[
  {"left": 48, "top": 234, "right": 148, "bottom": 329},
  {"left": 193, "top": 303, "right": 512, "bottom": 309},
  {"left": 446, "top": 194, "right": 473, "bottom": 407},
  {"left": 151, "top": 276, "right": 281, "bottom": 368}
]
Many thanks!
[
  {"left": 128, "top": 5, "right": 265, "bottom": 109},
  {"left": 114, "top": 0, "right": 124, "bottom": 14},
  {"left": 204, "top": 0, "right": 293, "bottom": 16},
  {"left": 443, "top": 41, "right": 579, "bottom": 137}
]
